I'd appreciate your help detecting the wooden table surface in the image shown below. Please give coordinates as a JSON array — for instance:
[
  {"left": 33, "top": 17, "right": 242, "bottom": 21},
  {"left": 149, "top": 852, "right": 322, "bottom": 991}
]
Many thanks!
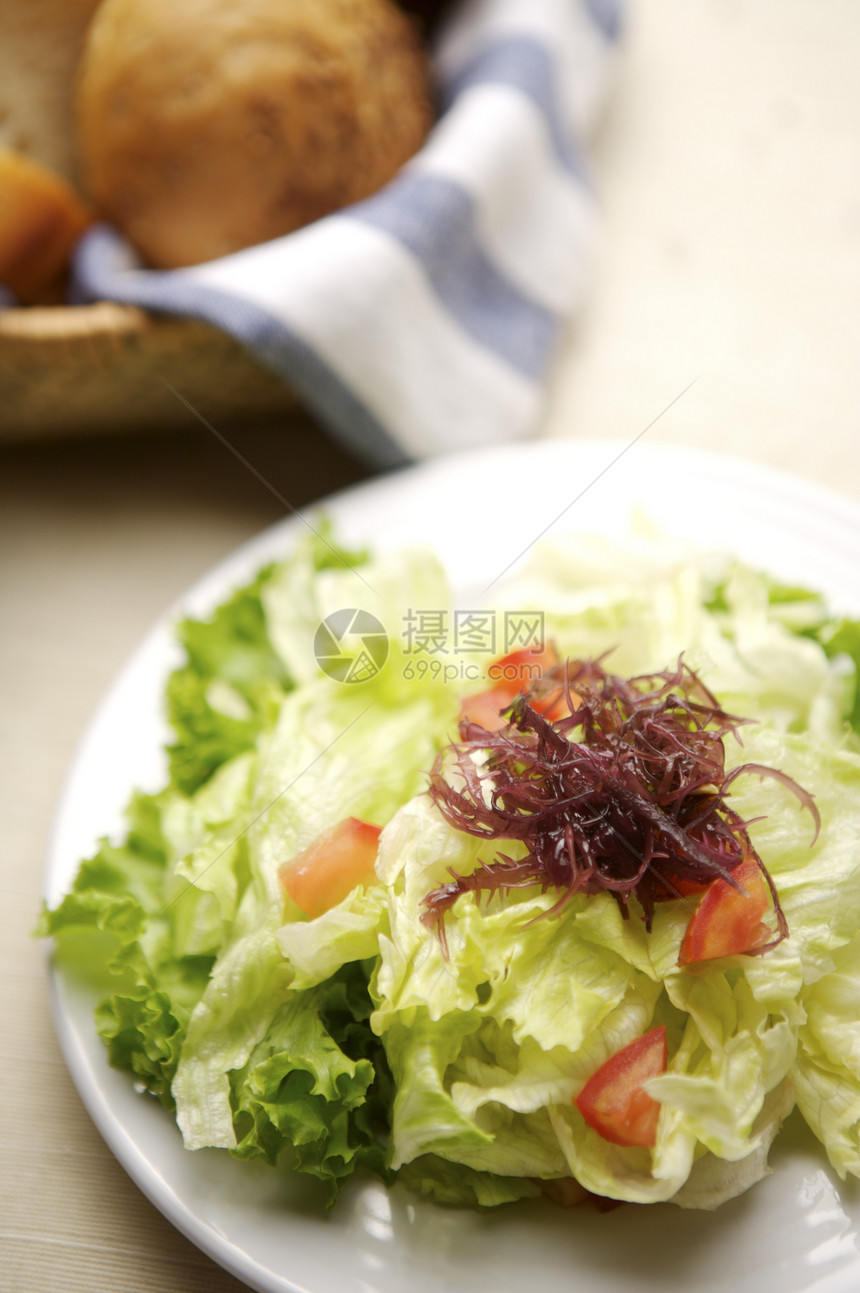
[{"left": 3, "top": 3, "right": 858, "bottom": 1290}]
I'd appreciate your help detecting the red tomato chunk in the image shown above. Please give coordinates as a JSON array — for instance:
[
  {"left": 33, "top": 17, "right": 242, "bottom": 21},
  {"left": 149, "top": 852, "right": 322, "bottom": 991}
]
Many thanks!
[
  {"left": 279, "top": 817, "right": 382, "bottom": 920},
  {"left": 487, "top": 645, "right": 560, "bottom": 689},
  {"left": 458, "top": 686, "right": 516, "bottom": 732},
  {"left": 678, "top": 854, "right": 771, "bottom": 966},
  {"left": 459, "top": 644, "right": 580, "bottom": 728},
  {"left": 575, "top": 1026, "right": 667, "bottom": 1149}
]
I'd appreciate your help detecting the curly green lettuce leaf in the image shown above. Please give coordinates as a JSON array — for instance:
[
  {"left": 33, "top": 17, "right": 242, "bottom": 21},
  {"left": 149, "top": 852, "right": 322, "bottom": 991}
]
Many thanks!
[
  {"left": 228, "top": 963, "right": 392, "bottom": 1203},
  {"left": 37, "top": 791, "right": 211, "bottom": 1106},
  {"left": 166, "top": 564, "right": 288, "bottom": 796}
]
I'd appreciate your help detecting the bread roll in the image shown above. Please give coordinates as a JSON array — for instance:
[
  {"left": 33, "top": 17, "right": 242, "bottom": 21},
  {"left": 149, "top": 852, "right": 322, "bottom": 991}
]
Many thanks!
[
  {"left": 76, "top": 0, "right": 433, "bottom": 269},
  {"left": 0, "top": 148, "right": 93, "bottom": 303}
]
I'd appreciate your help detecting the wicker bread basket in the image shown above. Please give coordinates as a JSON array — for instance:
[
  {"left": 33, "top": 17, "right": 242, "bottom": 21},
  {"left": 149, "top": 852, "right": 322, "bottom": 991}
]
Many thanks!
[
  {"left": 0, "top": 0, "right": 300, "bottom": 441},
  {"left": 0, "top": 0, "right": 432, "bottom": 442},
  {"left": 0, "top": 302, "right": 297, "bottom": 439}
]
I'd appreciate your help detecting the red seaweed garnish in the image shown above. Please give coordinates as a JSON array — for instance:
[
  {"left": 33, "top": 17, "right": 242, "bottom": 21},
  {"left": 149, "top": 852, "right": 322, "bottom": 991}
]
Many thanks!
[{"left": 422, "top": 657, "right": 818, "bottom": 953}]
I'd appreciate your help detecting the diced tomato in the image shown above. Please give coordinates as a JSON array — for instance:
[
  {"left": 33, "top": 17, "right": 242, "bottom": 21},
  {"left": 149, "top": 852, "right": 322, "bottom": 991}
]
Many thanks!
[
  {"left": 487, "top": 645, "right": 560, "bottom": 690},
  {"left": 460, "top": 643, "right": 581, "bottom": 728},
  {"left": 575, "top": 1026, "right": 667, "bottom": 1149},
  {"left": 678, "top": 854, "right": 771, "bottom": 966},
  {"left": 670, "top": 875, "right": 711, "bottom": 897},
  {"left": 653, "top": 873, "right": 710, "bottom": 902},
  {"left": 279, "top": 817, "right": 382, "bottom": 919},
  {"left": 458, "top": 687, "right": 515, "bottom": 732}
]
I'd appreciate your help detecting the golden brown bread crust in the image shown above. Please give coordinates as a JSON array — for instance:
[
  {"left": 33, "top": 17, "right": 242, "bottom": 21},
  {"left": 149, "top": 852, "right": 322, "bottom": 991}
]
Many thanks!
[
  {"left": 76, "top": 0, "right": 434, "bottom": 268},
  {"left": 0, "top": 147, "right": 93, "bottom": 303}
]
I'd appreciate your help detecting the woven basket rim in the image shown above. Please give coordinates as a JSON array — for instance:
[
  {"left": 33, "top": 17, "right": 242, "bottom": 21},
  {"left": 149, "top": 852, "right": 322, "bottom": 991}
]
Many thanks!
[{"left": 0, "top": 300, "right": 151, "bottom": 341}]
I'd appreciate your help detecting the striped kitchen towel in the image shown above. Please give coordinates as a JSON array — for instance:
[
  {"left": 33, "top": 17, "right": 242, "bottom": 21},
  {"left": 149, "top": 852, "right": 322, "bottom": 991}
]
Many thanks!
[{"left": 72, "top": 0, "right": 624, "bottom": 467}]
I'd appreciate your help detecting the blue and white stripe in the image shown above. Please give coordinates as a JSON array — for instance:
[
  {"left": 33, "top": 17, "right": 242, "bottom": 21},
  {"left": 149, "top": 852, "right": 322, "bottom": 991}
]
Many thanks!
[{"left": 72, "top": 0, "right": 624, "bottom": 466}]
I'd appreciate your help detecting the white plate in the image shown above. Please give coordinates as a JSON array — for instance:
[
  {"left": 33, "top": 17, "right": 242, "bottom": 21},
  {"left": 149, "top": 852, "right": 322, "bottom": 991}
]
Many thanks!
[{"left": 45, "top": 440, "right": 860, "bottom": 1293}]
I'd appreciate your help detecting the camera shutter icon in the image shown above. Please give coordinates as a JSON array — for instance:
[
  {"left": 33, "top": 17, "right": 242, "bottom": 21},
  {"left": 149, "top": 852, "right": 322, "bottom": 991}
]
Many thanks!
[{"left": 314, "top": 608, "right": 389, "bottom": 683}]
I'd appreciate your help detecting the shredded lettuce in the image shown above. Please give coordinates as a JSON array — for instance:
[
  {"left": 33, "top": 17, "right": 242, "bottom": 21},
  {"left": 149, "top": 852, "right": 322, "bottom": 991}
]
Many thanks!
[{"left": 39, "top": 526, "right": 860, "bottom": 1210}]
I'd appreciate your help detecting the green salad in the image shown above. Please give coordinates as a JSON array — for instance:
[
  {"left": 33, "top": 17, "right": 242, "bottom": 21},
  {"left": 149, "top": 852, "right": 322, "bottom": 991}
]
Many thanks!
[{"left": 40, "top": 525, "right": 860, "bottom": 1210}]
